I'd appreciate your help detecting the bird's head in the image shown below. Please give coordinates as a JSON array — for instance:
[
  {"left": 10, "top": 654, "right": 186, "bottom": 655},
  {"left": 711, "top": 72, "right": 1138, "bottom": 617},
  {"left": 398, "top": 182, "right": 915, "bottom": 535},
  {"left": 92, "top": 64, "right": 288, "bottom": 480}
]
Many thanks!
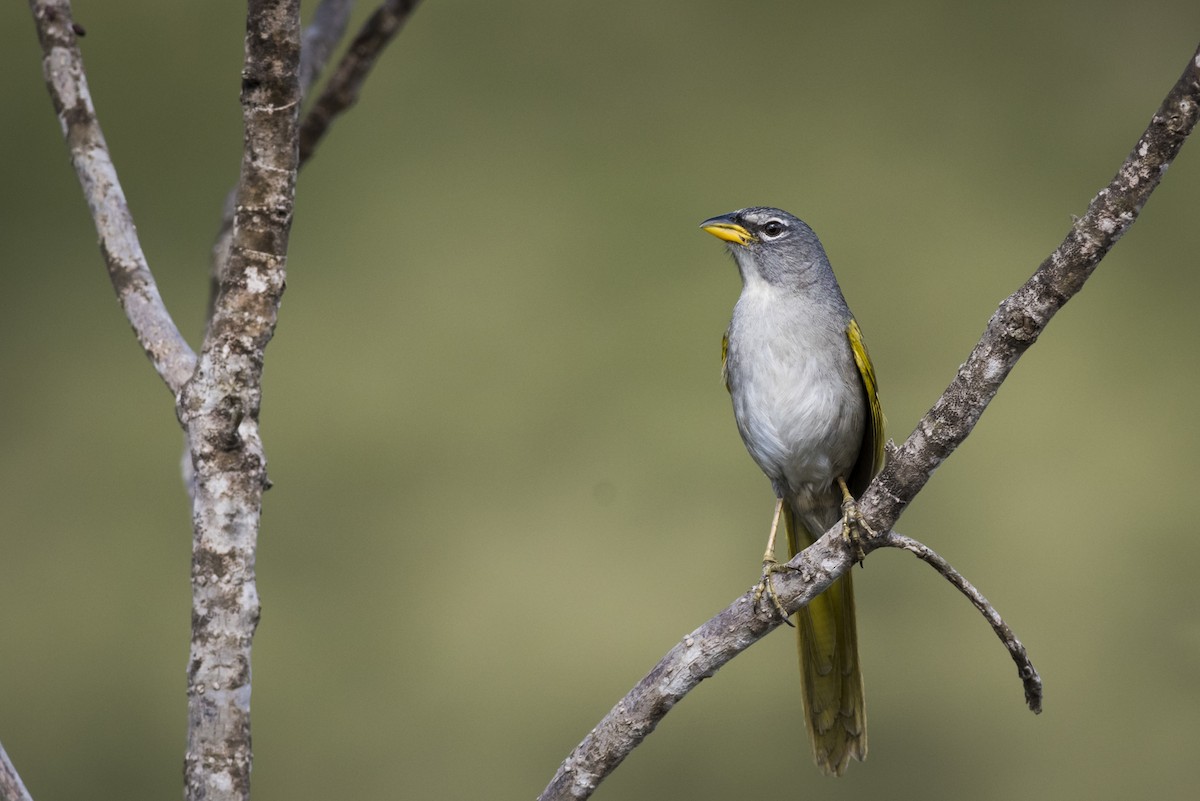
[{"left": 700, "top": 207, "right": 834, "bottom": 290}]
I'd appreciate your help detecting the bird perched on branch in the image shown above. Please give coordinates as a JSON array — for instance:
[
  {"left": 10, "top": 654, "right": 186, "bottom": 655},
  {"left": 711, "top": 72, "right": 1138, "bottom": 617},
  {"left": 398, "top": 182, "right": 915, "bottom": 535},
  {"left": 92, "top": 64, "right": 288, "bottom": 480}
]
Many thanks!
[{"left": 701, "top": 207, "right": 885, "bottom": 776}]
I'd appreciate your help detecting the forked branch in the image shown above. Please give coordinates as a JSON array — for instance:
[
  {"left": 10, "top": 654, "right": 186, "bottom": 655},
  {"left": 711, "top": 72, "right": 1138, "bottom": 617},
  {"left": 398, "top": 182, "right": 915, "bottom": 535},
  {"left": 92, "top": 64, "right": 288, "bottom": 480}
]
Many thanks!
[
  {"left": 178, "top": 2, "right": 301, "bottom": 799},
  {"left": 30, "top": 1, "right": 304, "bottom": 800}
]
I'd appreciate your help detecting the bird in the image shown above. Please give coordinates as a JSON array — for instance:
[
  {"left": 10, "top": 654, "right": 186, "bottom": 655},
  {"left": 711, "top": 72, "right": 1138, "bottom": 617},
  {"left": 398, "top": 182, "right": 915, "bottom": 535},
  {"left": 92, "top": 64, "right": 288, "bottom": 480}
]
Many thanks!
[{"left": 700, "top": 206, "right": 884, "bottom": 776}]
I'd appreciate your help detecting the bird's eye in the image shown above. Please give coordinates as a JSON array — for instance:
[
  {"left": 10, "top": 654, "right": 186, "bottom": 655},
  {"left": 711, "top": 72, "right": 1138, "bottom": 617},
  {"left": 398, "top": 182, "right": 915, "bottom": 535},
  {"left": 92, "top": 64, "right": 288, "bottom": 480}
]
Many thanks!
[{"left": 761, "top": 220, "right": 785, "bottom": 238}]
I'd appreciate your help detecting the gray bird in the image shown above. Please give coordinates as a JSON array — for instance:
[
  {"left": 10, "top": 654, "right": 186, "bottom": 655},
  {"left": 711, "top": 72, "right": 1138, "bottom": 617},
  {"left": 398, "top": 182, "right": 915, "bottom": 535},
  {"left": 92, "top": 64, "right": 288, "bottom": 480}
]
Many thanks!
[{"left": 701, "top": 207, "right": 884, "bottom": 776}]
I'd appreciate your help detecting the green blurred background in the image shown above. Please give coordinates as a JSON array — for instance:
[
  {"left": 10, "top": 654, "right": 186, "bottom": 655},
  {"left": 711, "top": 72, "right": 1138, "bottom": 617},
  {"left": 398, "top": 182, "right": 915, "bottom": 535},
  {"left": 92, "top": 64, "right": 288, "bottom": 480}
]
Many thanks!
[{"left": 3, "top": 1, "right": 1199, "bottom": 799}]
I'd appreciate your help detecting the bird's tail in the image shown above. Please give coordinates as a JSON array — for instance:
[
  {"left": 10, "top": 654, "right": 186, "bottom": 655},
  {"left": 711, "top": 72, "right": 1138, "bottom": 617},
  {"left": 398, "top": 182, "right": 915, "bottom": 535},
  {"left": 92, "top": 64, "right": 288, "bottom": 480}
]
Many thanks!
[{"left": 784, "top": 501, "right": 867, "bottom": 776}]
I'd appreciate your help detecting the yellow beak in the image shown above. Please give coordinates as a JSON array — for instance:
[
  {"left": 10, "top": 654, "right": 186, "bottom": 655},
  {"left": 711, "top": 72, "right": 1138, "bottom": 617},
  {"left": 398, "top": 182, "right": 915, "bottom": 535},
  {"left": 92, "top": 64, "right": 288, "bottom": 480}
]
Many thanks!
[{"left": 701, "top": 221, "right": 754, "bottom": 246}]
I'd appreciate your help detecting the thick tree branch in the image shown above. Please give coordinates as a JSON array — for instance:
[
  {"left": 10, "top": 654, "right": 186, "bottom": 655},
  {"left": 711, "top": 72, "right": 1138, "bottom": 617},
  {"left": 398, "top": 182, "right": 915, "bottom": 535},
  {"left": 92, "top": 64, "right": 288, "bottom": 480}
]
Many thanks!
[
  {"left": 539, "top": 42, "right": 1200, "bottom": 801},
  {"left": 28, "top": 0, "right": 197, "bottom": 394},
  {"left": 0, "top": 740, "right": 34, "bottom": 801},
  {"left": 298, "top": 0, "right": 423, "bottom": 163},
  {"left": 178, "top": 2, "right": 301, "bottom": 800}
]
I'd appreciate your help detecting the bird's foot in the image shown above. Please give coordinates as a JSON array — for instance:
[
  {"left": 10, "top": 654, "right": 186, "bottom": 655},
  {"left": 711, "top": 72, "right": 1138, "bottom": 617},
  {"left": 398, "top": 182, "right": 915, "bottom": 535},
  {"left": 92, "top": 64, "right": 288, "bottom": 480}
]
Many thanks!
[
  {"left": 837, "top": 477, "right": 875, "bottom": 564},
  {"left": 752, "top": 558, "right": 796, "bottom": 626}
]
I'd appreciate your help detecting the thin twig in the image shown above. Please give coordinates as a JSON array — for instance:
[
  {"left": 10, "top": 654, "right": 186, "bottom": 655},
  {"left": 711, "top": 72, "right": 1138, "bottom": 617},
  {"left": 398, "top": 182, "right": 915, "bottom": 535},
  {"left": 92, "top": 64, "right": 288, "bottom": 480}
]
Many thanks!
[
  {"left": 28, "top": 0, "right": 196, "bottom": 394},
  {"left": 0, "top": 740, "right": 34, "bottom": 801},
  {"left": 885, "top": 531, "right": 1042, "bottom": 713},
  {"left": 179, "top": 2, "right": 302, "bottom": 800},
  {"left": 538, "top": 41, "right": 1200, "bottom": 801},
  {"left": 300, "top": 0, "right": 357, "bottom": 99},
  {"left": 298, "top": 0, "right": 423, "bottom": 163}
]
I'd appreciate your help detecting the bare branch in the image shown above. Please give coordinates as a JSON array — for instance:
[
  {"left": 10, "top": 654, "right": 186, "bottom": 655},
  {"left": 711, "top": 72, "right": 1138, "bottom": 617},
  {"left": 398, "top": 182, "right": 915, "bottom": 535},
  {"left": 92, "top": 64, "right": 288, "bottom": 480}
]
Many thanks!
[
  {"left": 885, "top": 532, "right": 1042, "bottom": 712},
  {"left": 28, "top": 0, "right": 196, "bottom": 394},
  {"left": 298, "top": 0, "right": 423, "bottom": 164},
  {"left": 179, "top": 2, "right": 301, "bottom": 800},
  {"left": 0, "top": 740, "right": 34, "bottom": 801},
  {"left": 539, "top": 41, "right": 1200, "bottom": 801},
  {"left": 30, "top": 3, "right": 397, "bottom": 800}
]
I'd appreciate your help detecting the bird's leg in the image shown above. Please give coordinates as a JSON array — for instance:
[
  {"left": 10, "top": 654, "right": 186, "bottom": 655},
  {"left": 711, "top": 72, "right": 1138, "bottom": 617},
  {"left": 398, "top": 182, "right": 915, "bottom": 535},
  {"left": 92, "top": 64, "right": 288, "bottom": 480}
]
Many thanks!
[
  {"left": 762, "top": 497, "right": 784, "bottom": 565},
  {"left": 837, "top": 477, "right": 875, "bottom": 564},
  {"left": 752, "top": 498, "right": 795, "bottom": 625}
]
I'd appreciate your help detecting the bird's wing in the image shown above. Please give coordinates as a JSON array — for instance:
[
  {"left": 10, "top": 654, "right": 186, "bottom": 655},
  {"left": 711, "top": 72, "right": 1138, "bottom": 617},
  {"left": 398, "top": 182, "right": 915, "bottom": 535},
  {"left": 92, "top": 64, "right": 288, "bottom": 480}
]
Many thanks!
[
  {"left": 721, "top": 330, "right": 731, "bottom": 392},
  {"left": 846, "top": 318, "right": 885, "bottom": 496}
]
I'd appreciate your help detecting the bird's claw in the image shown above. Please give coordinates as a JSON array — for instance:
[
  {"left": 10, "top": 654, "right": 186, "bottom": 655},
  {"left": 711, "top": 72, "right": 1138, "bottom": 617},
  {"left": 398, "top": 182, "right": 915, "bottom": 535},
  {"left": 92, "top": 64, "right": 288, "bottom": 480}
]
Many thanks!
[
  {"left": 752, "top": 558, "right": 796, "bottom": 626},
  {"left": 839, "top": 494, "right": 875, "bottom": 565}
]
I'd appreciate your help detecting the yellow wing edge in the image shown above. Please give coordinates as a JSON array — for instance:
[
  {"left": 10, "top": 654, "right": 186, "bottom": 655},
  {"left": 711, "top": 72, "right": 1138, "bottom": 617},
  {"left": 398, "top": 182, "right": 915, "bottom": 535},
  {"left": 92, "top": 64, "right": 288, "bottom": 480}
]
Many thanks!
[
  {"left": 721, "top": 331, "right": 730, "bottom": 392},
  {"left": 846, "top": 318, "right": 886, "bottom": 489}
]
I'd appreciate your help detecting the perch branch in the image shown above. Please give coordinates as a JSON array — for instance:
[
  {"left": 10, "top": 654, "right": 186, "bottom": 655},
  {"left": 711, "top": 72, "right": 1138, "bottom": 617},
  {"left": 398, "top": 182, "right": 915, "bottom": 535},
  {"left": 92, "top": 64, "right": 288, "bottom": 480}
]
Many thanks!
[
  {"left": 28, "top": 0, "right": 197, "bottom": 394},
  {"left": 0, "top": 740, "right": 34, "bottom": 801},
  {"left": 178, "top": 2, "right": 301, "bottom": 800},
  {"left": 298, "top": 0, "right": 423, "bottom": 163},
  {"left": 539, "top": 41, "right": 1200, "bottom": 801}
]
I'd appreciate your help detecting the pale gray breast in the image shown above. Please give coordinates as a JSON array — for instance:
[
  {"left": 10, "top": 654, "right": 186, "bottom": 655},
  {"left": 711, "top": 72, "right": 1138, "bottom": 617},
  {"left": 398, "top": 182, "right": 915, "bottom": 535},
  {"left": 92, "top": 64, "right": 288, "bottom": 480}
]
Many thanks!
[{"left": 725, "top": 282, "right": 866, "bottom": 497}]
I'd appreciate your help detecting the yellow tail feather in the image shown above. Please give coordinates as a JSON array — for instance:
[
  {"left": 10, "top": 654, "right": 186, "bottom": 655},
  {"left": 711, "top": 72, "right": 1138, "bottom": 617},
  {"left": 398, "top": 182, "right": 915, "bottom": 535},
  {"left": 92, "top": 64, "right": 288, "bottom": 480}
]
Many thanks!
[{"left": 784, "top": 503, "right": 867, "bottom": 776}]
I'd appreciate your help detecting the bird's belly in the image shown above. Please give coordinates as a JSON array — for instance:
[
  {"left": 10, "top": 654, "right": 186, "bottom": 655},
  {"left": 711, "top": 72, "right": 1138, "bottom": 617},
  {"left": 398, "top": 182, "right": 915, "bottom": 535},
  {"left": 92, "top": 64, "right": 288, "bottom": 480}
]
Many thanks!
[{"left": 730, "top": 347, "right": 864, "bottom": 496}]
